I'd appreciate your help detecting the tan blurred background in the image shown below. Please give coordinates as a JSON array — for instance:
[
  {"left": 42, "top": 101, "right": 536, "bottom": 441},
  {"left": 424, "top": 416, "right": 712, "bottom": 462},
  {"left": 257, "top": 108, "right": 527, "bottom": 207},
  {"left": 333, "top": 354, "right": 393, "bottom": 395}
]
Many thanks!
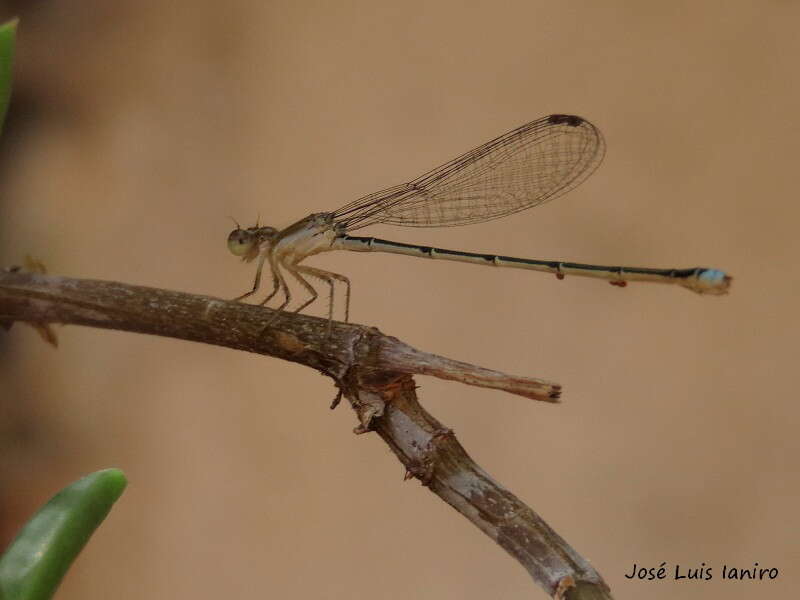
[{"left": 0, "top": 1, "right": 797, "bottom": 598}]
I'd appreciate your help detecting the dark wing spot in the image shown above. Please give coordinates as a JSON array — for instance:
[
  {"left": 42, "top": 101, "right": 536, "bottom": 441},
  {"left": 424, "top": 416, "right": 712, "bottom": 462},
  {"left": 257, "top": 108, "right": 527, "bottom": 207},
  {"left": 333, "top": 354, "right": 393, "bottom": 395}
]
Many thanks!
[{"left": 547, "top": 114, "right": 584, "bottom": 127}]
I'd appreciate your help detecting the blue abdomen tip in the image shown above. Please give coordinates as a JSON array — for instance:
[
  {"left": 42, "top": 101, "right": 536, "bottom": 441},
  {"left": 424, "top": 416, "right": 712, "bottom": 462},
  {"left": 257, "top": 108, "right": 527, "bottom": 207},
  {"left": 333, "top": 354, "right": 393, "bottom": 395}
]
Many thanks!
[{"left": 699, "top": 269, "right": 728, "bottom": 283}]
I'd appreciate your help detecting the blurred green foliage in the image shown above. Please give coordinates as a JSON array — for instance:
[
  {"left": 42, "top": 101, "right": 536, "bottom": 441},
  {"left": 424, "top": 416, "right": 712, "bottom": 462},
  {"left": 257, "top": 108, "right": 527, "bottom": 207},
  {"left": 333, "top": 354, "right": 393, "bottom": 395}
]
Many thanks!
[
  {"left": 0, "top": 17, "right": 18, "bottom": 131},
  {"left": 0, "top": 469, "right": 128, "bottom": 600}
]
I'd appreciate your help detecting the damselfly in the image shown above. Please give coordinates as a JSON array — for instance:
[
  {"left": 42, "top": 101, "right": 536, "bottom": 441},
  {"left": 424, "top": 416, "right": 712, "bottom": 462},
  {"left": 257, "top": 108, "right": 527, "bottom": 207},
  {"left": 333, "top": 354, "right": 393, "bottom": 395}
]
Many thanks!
[{"left": 227, "top": 114, "right": 730, "bottom": 329}]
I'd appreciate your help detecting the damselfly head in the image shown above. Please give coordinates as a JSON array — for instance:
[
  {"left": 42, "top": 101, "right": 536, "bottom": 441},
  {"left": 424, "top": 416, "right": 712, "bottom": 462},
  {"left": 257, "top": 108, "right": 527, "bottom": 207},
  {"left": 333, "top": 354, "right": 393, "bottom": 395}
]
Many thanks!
[{"left": 227, "top": 225, "right": 277, "bottom": 262}]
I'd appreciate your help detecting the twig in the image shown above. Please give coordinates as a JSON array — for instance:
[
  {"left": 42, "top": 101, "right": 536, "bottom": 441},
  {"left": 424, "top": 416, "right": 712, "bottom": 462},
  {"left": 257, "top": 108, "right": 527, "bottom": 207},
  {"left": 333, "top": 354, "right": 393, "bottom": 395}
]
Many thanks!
[{"left": 0, "top": 270, "right": 611, "bottom": 600}]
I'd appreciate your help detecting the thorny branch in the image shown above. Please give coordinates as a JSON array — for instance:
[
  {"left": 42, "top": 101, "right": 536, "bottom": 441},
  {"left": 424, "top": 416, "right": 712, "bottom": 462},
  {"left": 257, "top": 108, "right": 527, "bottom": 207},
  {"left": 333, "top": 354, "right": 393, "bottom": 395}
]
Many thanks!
[{"left": 0, "top": 269, "right": 612, "bottom": 600}]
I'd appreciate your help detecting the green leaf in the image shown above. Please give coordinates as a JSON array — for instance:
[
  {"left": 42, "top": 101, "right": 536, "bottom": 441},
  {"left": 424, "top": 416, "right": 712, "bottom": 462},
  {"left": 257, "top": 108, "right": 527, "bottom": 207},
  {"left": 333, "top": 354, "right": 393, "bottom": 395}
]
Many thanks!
[
  {"left": 0, "top": 17, "right": 19, "bottom": 132},
  {"left": 0, "top": 469, "right": 128, "bottom": 600}
]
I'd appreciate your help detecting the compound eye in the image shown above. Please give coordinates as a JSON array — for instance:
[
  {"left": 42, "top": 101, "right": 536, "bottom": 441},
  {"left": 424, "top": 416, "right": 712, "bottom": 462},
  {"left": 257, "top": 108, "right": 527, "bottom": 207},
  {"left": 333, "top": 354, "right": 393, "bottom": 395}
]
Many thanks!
[{"left": 227, "top": 229, "right": 255, "bottom": 257}]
